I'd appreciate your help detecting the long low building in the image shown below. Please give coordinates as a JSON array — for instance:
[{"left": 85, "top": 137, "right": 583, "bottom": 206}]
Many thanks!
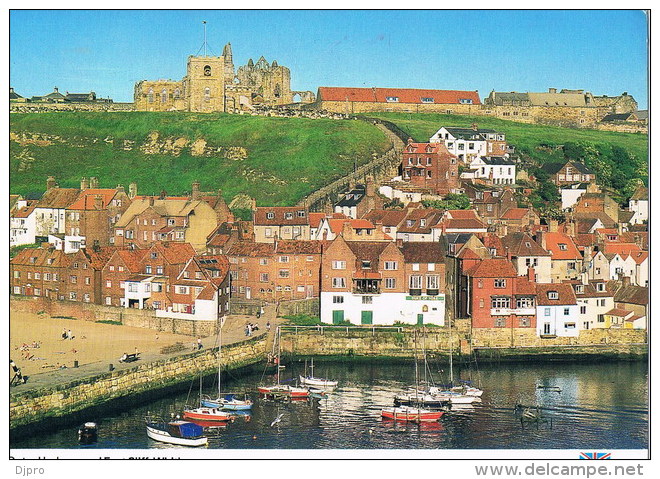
[{"left": 309, "top": 87, "right": 482, "bottom": 114}]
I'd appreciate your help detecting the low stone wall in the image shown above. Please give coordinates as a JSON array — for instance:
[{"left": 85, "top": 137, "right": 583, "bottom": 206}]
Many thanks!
[
  {"left": 10, "top": 334, "right": 268, "bottom": 432},
  {"left": 470, "top": 327, "right": 646, "bottom": 349},
  {"left": 10, "top": 102, "right": 134, "bottom": 113},
  {"left": 10, "top": 296, "right": 217, "bottom": 336}
]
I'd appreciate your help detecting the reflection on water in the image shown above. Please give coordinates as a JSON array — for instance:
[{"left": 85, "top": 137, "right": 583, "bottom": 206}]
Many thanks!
[{"left": 11, "top": 360, "right": 648, "bottom": 450}]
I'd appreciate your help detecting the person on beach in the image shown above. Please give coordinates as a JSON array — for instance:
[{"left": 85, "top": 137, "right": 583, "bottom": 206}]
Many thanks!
[{"left": 197, "top": 337, "right": 203, "bottom": 350}]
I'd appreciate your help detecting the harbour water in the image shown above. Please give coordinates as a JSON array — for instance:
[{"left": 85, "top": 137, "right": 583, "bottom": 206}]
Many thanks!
[{"left": 11, "top": 360, "right": 648, "bottom": 450}]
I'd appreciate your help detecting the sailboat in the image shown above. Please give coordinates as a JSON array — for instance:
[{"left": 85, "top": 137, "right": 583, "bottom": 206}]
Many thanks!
[
  {"left": 257, "top": 326, "right": 310, "bottom": 399},
  {"left": 183, "top": 373, "right": 233, "bottom": 423},
  {"left": 429, "top": 319, "right": 482, "bottom": 404},
  {"left": 299, "top": 358, "right": 338, "bottom": 388},
  {"left": 383, "top": 330, "right": 444, "bottom": 422},
  {"left": 200, "top": 321, "right": 253, "bottom": 411}
]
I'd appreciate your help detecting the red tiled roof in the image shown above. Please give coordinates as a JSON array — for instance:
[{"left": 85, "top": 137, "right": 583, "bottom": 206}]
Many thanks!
[
  {"left": 308, "top": 212, "right": 327, "bottom": 229},
  {"left": 535, "top": 283, "right": 577, "bottom": 306},
  {"left": 544, "top": 232, "right": 581, "bottom": 260},
  {"left": 515, "top": 276, "right": 537, "bottom": 295},
  {"left": 500, "top": 208, "right": 534, "bottom": 220},
  {"left": 318, "top": 87, "right": 482, "bottom": 105},
  {"left": 602, "top": 243, "right": 642, "bottom": 256},
  {"left": 36, "top": 188, "right": 81, "bottom": 209},
  {"left": 11, "top": 200, "right": 37, "bottom": 218},
  {"left": 446, "top": 210, "right": 479, "bottom": 220},
  {"left": 465, "top": 258, "right": 517, "bottom": 278},
  {"left": 605, "top": 308, "right": 633, "bottom": 318},
  {"left": 68, "top": 189, "right": 118, "bottom": 210},
  {"left": 443, "top": 218, "right": 486, "bottom": 230}
]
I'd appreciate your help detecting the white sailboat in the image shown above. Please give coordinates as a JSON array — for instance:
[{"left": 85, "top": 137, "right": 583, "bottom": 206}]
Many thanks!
[
  {"left": 201, "top": 321, "right": 253, "bottom": 411},
  {"left": 299, "top": 358, "right": 338, "bottom": 388},
  {"left": 258, "top": 326, "right": 310, "bottom": 399}
]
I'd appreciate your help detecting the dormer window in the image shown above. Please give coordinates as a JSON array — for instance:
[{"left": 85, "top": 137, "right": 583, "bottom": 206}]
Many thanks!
[
  {"left": 558, "top": 243, "right": 568, "bottom": 251},
  {"left": 548, "top": 291, "right": 559, "bottom": 300},
  {"left": 421, "top": 97, "right": 434, "bottom": 103},
  {"left": 407, "top": 220, "right": 414, "bottom": 227},
  {"left": 297, "top": 210, "right": 306, "bottom": 218},
  {"left": 494, "top": 279, "right": 506, "bottom": 288},
  {"left": 386, "top": 96, "right": 399, "bottom": 102},
  {"left": 596, "top": 283, "right": 605, "bottom": 292},
  {"left": 420, "top": 219, "right": 426, "bottom": 227},
  {"left": 459, "top": 98, "right": 473, "bottom": 104},
  {"left": 525, "top": 242, "right": 531, "bottom": 248},
  {"left": 575, "top": 285, "right": 584, "bottom": 293},
  {"left": 284, "top": 212, "right": 293, "bottom": 220},
  {"left": 266, "top": 212, "right": 274, "bottom": 219},
  {"left": 361, "top": 260, "right": 371, "bottom": 269}
]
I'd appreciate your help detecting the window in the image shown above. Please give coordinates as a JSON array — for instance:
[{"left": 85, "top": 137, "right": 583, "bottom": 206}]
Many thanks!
[
  {"left": 598, "top": 314, "right": 605, "bottom": 323},
  {"left": 105, "top": 297, "right": 112, "bottom": 305},
  {"left": 409, "top": 275, "right": 423, "bottom": 289},
  {"left": 69, "top": 292, "right": 77, "bottom": 300},
  {"left": 567, "top": 262, "right": 576, "bottom": 270},
  {"left": 385, "top": 96, "right": 399, "bottom": 102},
  {"left": 177, "top": 286, "right": 189, "bottom": 294},
  {"left": 545, "top": 308, "right": 551, "bottom": 316},
  {"left": 459, "top": 98, "right": 473, "bottom": 104},
  {"left": 548, "top": 291, "right": 559, "bottom": 300},
  {"left": 332, "top": 277, "right": 346, "bottom": 288},
  {"left": 426, "top": 275, "right": 439, "bottom": 289},
  {"left": 278, "top": 270, "right": 290, "bottom": 278},
  {"left": 494, "top": 317, "right": 506, "bottom": 327},
  {"left": 85, "top": 277, "right": 91, "bottom": 285},
  {"left": 279, "top": 256, "right": 289, "bottom": 263},
  {"left": 145, "top": 265, "right": 152, "bottom": 274},
  {"left": 519, "top": 317, "right": 530, "bottom": 327},
  {"left": 70, "top": 275, "right": 77, "bottom": 284},
  {"left": 596, "top": 282, "right": 605, "bottom": 292},
  {"left": 333, "top": 296, "right": 344, "bottom": 303},
  {"left": 362, "top": 296, "right": 373, "bottom": 304},
  {"left": 156, "top": 266, "right": 163, "bottom": 275},
  {"left": 412, "top": 263, "right": 420, "bottom": 271},
  {"left": 491, "top": 296, "right": 511, "bottom": 309},
  {"left": 494, "top": 279, "right": 506, "bottom": 288},
  {"left": 516, "top": 297, "right": 534, "bottom": 309},
  {"left": 385, "top": 278, "right": 396, "bottom": 289},
  {"left": 565, "top": 322, "right": 576, "bottom": 329},
  {"left": 332, "top": 260, "right": 346, "bottom": 270},
  {"left": 284, "top": 212, "right": 293, "bottom": 220},
  {"left": 564, "top": 308, "right": 570, "bottom": 316},
  {"left": 266, "top": 212, "right": 274, "bottom": 219},
  {"left": 580, "top": 306, "right": 587, "bottom": 314},
  {"left": 558, "top": 243, "right": 568, "bottom": 251},
  {"left": 421, "top": 97, "right": 434, "bottom": 103},
  {"left": 361, "top": 261, "right": 371, "bottom": 269}
]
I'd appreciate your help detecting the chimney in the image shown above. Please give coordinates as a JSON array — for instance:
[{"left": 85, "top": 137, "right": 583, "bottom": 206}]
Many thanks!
[
  {"left": 536, "top": 230, "right": 547, "bottom": 250},
  {"left": 527, "top": 266, "right": 535, "bottom": 282},
  {"left": 94, "top": 195, "right": 103, "bottom": 210},
  {"left": 273, "top": 233, "right": 278, "bottom": 251},
  {"left": 505, "top": 246, "right": 511, "bottom": 261},
  {"left": 549, "top": 88, "right": 557, "bottom": 94},
  {"left": 116, "top": 185, "right": 125, "bottom": 194},
  {"left": 46, "top": 176, "right": 57, "bottom": 190},
  {"left": 129, "top": 182, "right": 138, "bottom": 199},
  {"left": 621, "top": 274, "right": 631, "bottom": 288},
  {"left": 566, "top": 218, "right": 576, "bottom": 237},
  {"left": 149, "top": 196, "right": 155, "bottom": 206},
  {"left": 80, "top": 177, "right": 89, "bottom": 190},
  {"left": 471, "top": 123, "right": 478, "bottom": 131},
  {"left": 192, "top": 180, "right": 201, "bottom": 200},
  {"left": 54, "top": 87, "right": 59, "bottom": 93},
  {"left": 396, "top": 238, "right": 403, "bottom": 248},
  {"left": 366, "top": 176, "right": 375, "bottom": 197},
  {"left": 549, "top": 219, "right": 558, "bottom": 232},
  {"left": 90, "top": 177, "right": 99, "bottom": 189},
  {"left": 407, "top": 138, "right": 414, "bottom": 145}
]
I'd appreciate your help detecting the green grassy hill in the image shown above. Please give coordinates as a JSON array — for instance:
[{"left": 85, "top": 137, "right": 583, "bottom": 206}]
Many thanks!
[
  {"left": 10, "top": 112, "right": 391, "bottom": 206},
  {"left": 367, "top": 112, "right": 648, "bottom": 202}
]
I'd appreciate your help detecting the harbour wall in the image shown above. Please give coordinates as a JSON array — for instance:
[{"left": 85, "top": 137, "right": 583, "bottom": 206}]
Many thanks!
[{"left": 10, "top": 335, "right": 267, "bottom": 435}]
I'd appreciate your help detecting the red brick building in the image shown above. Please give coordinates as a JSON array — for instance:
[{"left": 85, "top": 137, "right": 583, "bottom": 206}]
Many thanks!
[
  {"left": 401, "top": 139, "right": 459, "bottom": 195},
  {"left": 464, "top": 258, "right": 536, "bottom": 329}
]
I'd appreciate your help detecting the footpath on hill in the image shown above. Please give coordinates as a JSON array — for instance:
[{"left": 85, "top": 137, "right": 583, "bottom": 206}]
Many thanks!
[{"left": 10, "top": 309, "right": 285, "bottom": 395}]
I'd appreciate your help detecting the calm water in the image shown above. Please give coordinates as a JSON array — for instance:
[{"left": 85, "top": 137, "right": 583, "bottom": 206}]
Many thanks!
[{"left": 11, "top": 360, "right": 648, "bottom": 450}]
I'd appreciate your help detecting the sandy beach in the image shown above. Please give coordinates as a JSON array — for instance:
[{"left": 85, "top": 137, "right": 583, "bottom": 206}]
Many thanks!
[{"left": 10, "top": 310, "right": 275, "bottom": 379}]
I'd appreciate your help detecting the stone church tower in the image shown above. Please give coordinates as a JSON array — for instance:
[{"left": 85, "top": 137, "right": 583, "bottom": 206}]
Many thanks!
[{"left": 182, "top": 55, "right": 228, "bottom": 112}]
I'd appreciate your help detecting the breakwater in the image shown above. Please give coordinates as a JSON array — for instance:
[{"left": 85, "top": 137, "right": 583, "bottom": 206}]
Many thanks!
[{"left": 10, "top": 326, "right": 647, "bottom": 436}]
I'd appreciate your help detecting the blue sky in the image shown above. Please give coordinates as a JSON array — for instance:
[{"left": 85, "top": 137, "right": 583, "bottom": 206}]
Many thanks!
[{"left": 9, "top": 10, "right": 649, "bottom": 108}]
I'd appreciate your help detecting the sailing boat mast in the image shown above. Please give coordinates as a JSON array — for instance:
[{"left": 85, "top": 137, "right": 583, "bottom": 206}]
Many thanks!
[{"left": 449, "top": 317, "right": 454, "bottom": 385}]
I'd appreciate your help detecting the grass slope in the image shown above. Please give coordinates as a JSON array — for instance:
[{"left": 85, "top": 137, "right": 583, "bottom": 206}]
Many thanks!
[{"left": 10, "top": 112, "right": 390, "bottom": 206}]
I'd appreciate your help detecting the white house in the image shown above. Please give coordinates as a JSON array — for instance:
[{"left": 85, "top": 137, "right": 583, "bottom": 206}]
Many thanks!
[
  {"left": 628, "top": 185, "right": 648, "bottom": 225},
  {"left": 560, "top": 183, "right": 589, "bottom": 210},
  {"left": 32, "top": 180, "right": 81, "bottom": 238},
  {"left": 535, "top": 283, "right": 579, "bottom": 337},
  {"left": 429, "top": 126, "right": 507, "bottom": 163},
  {"left": 10, "top": 199, "right": 38, "bottom": 247},
  {"left": 467, "top": 156, "right": 516, "bottom": 185},
  {"left": 573, "top": 280, "right": 615, "bottom": 330}
]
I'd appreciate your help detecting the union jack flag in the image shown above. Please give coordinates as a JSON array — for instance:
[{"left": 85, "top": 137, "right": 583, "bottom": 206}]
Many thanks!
[{"left": 579, "top": 452, "right": 612, "bottom": 459}]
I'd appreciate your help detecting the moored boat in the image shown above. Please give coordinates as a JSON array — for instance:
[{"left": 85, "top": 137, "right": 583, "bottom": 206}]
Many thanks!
[
  {"left": 201, "top": 393, "right": 253, "bottom": 411},
  {"left": 299, "top": 358, "right": 338, "bottom": 388},
  {"left": 182, "top": 406, "right": 233, "bottom": 423},
  {"left": 78, "top": 422, "right": 98, "bottom": 444},
  {"left": 145, "top": 417, "right": 208, "bottom": 447},
  {"left": 381, "top": 406, "right": 444, "bottom": 422},
  {"left": 258, "top": 327, "right": 310, "bottom": 400}
]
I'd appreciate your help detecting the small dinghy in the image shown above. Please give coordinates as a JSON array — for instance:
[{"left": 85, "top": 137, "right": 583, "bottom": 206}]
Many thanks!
[
  {"left": 78, "top": 422, "right": 98, "bottom": 444},
  {"left": 381, "top": 406, "right": 444, "bottom": 423},
  {"left": 145, "top": 417, "right": 207, "bottom": 447},
  {"left": 182, "top": 406, "right": 233, "bottom": 423}
]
